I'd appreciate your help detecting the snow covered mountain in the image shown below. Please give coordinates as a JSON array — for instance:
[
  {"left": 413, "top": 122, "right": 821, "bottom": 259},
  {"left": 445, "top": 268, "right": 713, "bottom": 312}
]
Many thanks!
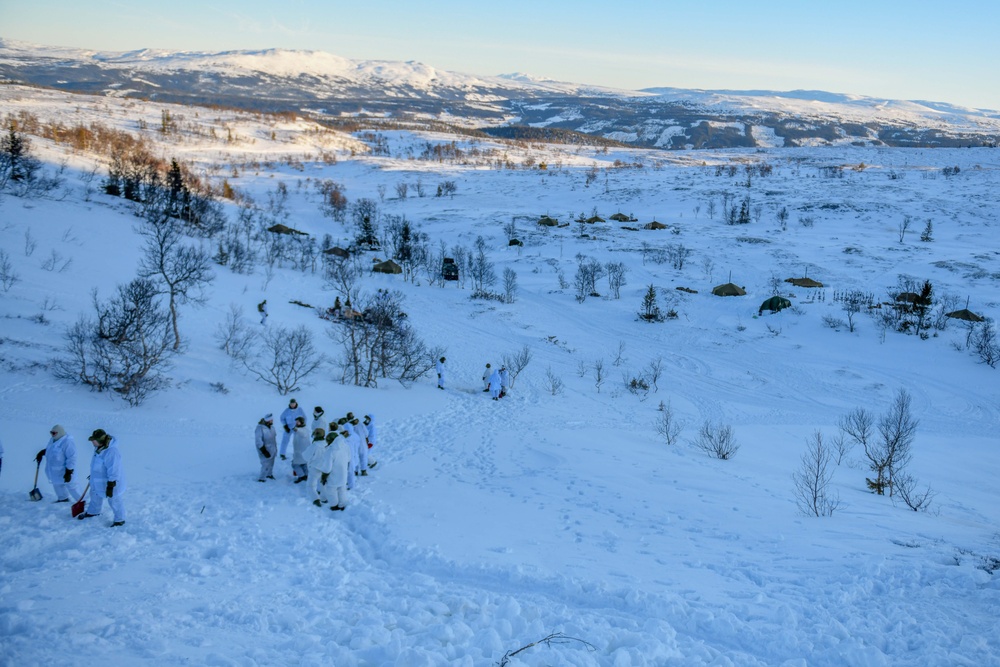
[{"left": 2, "top": 37, "right": 1000, "bottom": 148}]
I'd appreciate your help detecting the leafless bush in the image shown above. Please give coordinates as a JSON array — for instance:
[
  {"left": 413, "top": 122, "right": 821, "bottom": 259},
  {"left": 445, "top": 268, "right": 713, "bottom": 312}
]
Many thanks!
[
  {"left": 894, "top": 473, "right": 935, "bottom": 512},
  {"left": 792, "top": 431, "right": 841, "bottom": 516},
  {"left": 55, "top": 278, "right": 175, "bottom": 406},
  {"left": 501, "top": 345, "right": 532, "bottom": 388},
  {"left": 645, "top": 356, "right": 663, "bottom": 392},
  {"left": 544, "top": 366, "right": 564, "bottom": 395},
  {"left": 655, "top": 399, "right": 683, "bottom": 446},
  {"left": 695, "top": 420, "right": 740, "bottom": 459},
  {"left": 215, "top": 304, "right": 255, "bottom": 363},
  {"left": 0, "top": 248, "right": 19, "bottom": 291},
  {"left": 822, "top": 314, "right": 846, "bottom": 330},
  {"left": 244, "top": 324, "right": 324, "bottom": 394},
  {"left": 593, "top": 358, "right": 605, "bottom": 393},
  {"left": 972, "top": 319, "right": 999, "bottom": 368}
]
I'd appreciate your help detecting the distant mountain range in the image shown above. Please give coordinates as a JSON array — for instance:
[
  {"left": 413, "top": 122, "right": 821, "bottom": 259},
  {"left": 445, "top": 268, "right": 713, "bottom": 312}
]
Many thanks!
[{"left": 2, "top": 38, "right": 999, "bottom": 149}]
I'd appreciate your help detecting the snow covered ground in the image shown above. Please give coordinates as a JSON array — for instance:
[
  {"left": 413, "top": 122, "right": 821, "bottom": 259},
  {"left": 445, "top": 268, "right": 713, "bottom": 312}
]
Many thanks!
[{"left": 1, "top": 85, "right": 999, "bottom": 666}]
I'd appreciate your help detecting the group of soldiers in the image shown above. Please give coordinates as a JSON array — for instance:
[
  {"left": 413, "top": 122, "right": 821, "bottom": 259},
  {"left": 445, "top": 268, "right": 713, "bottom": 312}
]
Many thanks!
[
  {"left": 254, "top": 398, "right": 377, "bottom": 512},
  {"left": 482, "top": 363, "right": 510, "bottom": 400}
]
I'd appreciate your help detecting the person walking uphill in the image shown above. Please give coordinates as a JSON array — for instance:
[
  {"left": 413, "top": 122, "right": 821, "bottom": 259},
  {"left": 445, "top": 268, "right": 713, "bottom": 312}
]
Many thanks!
[
  {"left": 255, "top": 413, "right": 277, "bottom": 482},
  {"left": 436, "top": 356, "right": 447, "bottom": 390},
  {"left": 35, "top": 425, "right": 82, "bottom": 502},
  {"left": 78, "top": 429, "right": 126, "bottom": 527},
  {"left": 279, "top": 398, "right": 306, "bottom": 460}
]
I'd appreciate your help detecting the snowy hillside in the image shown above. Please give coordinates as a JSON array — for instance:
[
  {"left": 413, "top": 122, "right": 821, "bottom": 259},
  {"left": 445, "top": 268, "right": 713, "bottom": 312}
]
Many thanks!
[{"left": 1, "top": 85, "right": 999, "bottom": 666}]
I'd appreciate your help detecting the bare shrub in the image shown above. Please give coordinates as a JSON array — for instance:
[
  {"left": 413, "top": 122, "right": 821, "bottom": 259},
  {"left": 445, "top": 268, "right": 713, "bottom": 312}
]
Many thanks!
[
  {"left": 655, "top": 400, "right": 683, "bottom": 446},
  {"left": 544, "top": 366, "right": 564, "bottom": 395},
  {"left": 792, "top": 432, "right": 841, "bottom": 516},
  {"left": 894, "top": 473, "right": 935, "bottom": 512},
  {"left": 215, "top": 304, "right": 255, "bottom": 363},
  {"left": 244, "top": 324, "right": 324, "bottom": 394},
  {"left": 695, "top": 420, "right": 739, "bottom": 459},
  {"left": 501, "top": 345, "right": 532, "bottom": 388}
]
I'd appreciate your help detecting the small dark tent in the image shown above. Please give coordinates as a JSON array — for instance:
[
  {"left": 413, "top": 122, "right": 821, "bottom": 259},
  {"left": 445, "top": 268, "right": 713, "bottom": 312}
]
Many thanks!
[
  {"left": 585, "top": 215, "right": 605, "bottom": 224},
  {"left": 759, "top": 296, "right": 792, "bottom": 314},
  {"left": 945, "top": 308, "right": 984, "bottom": 322},
  {"left": 538, "top": 216, "right": 559, "bottom": 227},
  {"left": 644, "top": 221, "right": 668, "bottom": 230},
  {"left": 712, "top": 282, "right": 746, "bottom": 297},
  {"left": 324, "top": 246, "right": 350, "bottom": 258},
  {"left": 786, "top": 277, "right": 824, "bottom": 288},
  {"left": 372, "top": 259, "right": 402, "bottom": 275},
  {"left": 609, "top": 212, "right": 632, "bottom": 222},
  {"left": 267, "top": 223, "right": 308, "bottom": 236}
]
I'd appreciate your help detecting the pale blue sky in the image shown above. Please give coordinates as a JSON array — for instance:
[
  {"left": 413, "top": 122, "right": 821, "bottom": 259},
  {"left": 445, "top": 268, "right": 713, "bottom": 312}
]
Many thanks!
[{"left": 2, "top": 0, "right": 997, "bottom": 110}]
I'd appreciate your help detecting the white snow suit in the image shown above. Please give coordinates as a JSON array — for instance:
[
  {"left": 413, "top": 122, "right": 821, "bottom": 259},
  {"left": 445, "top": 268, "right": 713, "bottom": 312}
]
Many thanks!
[
  {"left": 323, "top": 434, "right": 351, "bottom": 509},
  {"left": 308, "top": 435, "right": 335, "bottom": 503},
  {"left": 482, "top": 365, "right": 492, "bottom": 391},
  {"left": 254, "top": 419, "right": 277, "bottom": 481},
  {"left": 436, "top": 359, "right": 446, "bottom": 389},
  {"left": 87, "top": 436, "right": 126, "bottom": 523},
  {"left": 279, "top": 404, "right": 306, "bottom": 457},
  {"left": 500, "top": 368, "right": 510, "bottom": 396},
  {"left": 488, "top": 369, "right": 502, "bottom": 400},
  {"left": 353, "top": 420, "right": 369, "bottom": 471},
  {"left": 291, "top": 426, "right": 310, "bottom": 479},
  {"left": 42, "top": 426, "right": 81, "bottom": 501}
]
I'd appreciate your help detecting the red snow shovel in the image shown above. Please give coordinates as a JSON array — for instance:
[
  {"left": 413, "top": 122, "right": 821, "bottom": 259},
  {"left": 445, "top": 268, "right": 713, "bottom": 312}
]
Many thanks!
[
  {"left": 29, "top": 460, "right": 43, "bottom": 501},
  {"left": 71, "top": 483, "right": 90, "bottom": 519}
]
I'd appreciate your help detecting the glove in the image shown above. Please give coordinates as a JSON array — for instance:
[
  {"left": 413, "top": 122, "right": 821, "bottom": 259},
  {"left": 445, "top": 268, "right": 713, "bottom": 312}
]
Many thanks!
[
  {"left": 106, "top": 481, "right": 116, "bottom": 498},
  {"left": 284, "top": 425, "right": 291, "bottom": 433},
  {"left": 259, "top": 446, "right": 271, "bottom": 459},
  {"left": 320, "top": 472, "right": 329, "bottom": 485},
  {"left": 35, "top": 449, "right": 46, "bottom": 463},
  {"left": 64, "top": 469, "right": 73, "bottom": 483}
]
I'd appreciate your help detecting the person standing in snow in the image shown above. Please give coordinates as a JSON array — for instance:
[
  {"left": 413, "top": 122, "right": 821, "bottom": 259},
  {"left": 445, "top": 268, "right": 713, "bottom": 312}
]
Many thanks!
[
  {"left": 436, "top": 356, "right": 447, "bottom": 389},
  {"left": 291, "top": 416, "right": 310, "bottom": 483},
  {"left": 482, "top": 363, "right": 492, "bottom": 392},
  {"left": 488, "top": 366, "right": 503, "bottom": 401},
  {"left": 0, "top": 436, "right": 5, "bottom": 481},
  {"left": 77, "top": 429, "right": 126, "bottom": 527},
  {"left": 332, "top": 296, "right": 342, "bottom": 319},
  {"left": 351, "top": 416, "right": 370, "bottom": 476},
  {"left": 255, "top": 413, "right": 277, "bottom": 482},
  {"left": 311, "top": 406, "right": 326, "bottom": 434},
  {"left": 306, "top": 427, "right": 332, "bottom": 505},
  {"left": 278, "top": 397, "right": 306, "bottom": 460},
  {"left": 363, "top": 413, "right": 378, "bottom": 470},
  {"left": 328, "top": 429, "right": 351, "bottom": 511},
  {"left": 34, "top": 425, "right": 82, "bottom": 503},
  {"left": 335, "top": 418, "right": 355, "bottom": 490},
  {"left": 499, "top": 365, "right": 510, "bottom": 398},
  {"left": 342, "top": 417, "right": 362, "bottom": 480}
]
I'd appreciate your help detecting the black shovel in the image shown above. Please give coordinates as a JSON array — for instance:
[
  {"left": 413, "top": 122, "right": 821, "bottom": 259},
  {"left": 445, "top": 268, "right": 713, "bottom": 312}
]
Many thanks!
[{"left": 29, "top": 460, "right": 43, "bottom": 501}]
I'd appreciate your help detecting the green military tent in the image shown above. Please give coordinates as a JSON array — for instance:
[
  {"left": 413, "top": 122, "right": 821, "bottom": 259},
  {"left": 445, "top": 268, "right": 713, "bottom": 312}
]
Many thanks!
[
  {"left": 712, "top": 282, "right": 746, "bottom": 297},
  {"left": 759, "top": 295, "right": 792, "bottom": 314}
]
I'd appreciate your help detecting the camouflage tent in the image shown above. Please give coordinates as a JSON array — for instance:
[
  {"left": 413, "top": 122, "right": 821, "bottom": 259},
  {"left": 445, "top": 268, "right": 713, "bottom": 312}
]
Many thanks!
[
  {"left": 372, "top": 259, "right": 402, "bottom": 275},
  {"left": 786, "top": 277, "right": 824, "bottom": 288},
  {"left": 538, "top": 216, "right": 559, "bottom": 227},
  {"left": 712, "top": 282, "right": 746, "bottom": 297},
  {"left": 644, "top": 220, "right": 668, "bottom": 230},
  {"left": 610, "top": 212, "right": 634, "bottom": 222},
  {"left": 585, "top": 215, "right": 606, "bottom": 224},
  {"left": 759, "top": 295, "right": 792, "bottom": 314},
  {"left": 324, "top": 246, "right": 350, "bottom": 258},
  {"left": 267, "top": 223, "right": 308, "bottom": 236}
]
